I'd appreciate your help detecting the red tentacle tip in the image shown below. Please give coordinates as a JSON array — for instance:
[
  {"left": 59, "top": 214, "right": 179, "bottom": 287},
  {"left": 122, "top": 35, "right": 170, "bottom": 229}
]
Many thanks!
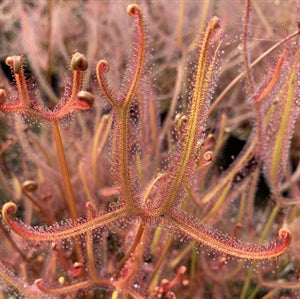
[
  {"left": 97, "top": 60, "right": 110, "bottom": 74},
  {"left": 278, "top": 228, "right": 292, "bottom": 246},
  {"left": 2, "top": 202, "right": 18, "bottom": 223},
  {"left": 127, "top": 4, "right": 141, "bottom": 17}
]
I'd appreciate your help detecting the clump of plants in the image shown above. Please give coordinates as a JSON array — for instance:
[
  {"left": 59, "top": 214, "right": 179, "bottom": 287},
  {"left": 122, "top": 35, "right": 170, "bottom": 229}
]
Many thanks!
[{"left": 0, "top": 0, "right": 299, "bottom": 298}]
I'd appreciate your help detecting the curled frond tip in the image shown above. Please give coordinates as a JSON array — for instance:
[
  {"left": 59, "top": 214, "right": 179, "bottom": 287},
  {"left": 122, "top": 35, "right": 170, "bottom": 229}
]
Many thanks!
[
  {"left": 2, "top": 202, "right": 18, "bottom": 223},
  {"left": 127, "top": 4, "right": 141, "bottom": 17},
  {"left": 97, "top": 60, "right": 110, "bottom": 73},
  {"left": 278, "top": 228, "right": 292, "bottom": 245}
]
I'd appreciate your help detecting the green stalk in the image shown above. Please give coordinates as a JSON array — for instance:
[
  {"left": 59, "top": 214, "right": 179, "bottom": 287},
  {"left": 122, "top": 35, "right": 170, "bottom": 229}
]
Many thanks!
[
  {"left": 240, "top": 204, "right": 280, "bottom": 299},
  {"left": 51, "top": 120, "right": 82, "bottom": 261},
  {"left": 51, "top": 121, "right": 77, "bottom": 220}
]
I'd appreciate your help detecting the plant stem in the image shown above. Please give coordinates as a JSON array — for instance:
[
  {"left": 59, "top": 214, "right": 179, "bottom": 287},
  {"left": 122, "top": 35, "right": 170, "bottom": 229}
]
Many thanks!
[
  {"left": 51, "top": 121, "right": 77, "bottom": 220},
  {"left": 117, "top": 223, "right": 145, "bottom": 271},
  {"left": 147, "top": 236, "right": 173, "bottom": 292},
  {"left": 240, "top": 204, "right": 281, "bottom": 299},
  {"left": 51, "top": 121, "right": 83, "bottom": 261}
]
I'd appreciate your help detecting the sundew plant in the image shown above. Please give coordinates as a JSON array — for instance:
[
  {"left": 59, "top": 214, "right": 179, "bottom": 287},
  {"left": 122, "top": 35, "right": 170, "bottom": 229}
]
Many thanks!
[{"left": 0, "top": 0, "right": 299, "bottom": 298}]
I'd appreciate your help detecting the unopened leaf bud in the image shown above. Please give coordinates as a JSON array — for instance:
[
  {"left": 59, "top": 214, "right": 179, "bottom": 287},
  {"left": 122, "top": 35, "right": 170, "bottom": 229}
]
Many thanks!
[
  {"left": 77, "top": 91, "right": 94, "bottom": 106},
  {"left": 73, "top": 262, "right": 84, "bottom": 268},
  {"left": 71, "top": 52, "right": 88, "bottom": 71},
  {"left": 5, "top": 56, "right": 23, "bottom": 74},
  {"left": 22, "top": 180, "right": 38, "bottom": 193}
]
